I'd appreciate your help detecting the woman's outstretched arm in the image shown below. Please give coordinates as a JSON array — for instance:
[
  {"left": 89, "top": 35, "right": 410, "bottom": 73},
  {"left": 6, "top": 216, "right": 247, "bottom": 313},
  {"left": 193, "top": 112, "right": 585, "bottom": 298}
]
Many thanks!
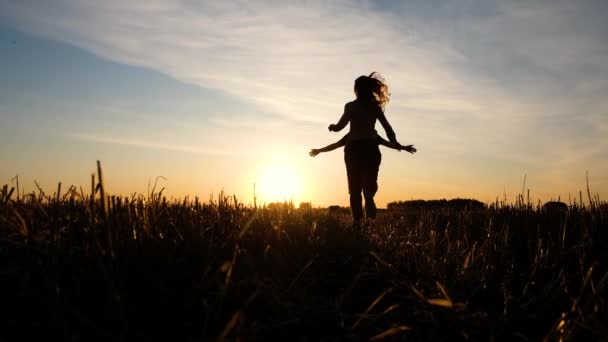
[
  {"left": 377, "top": 135, "right": 417, "bottom": 153},
  {"left": 310, "top": 135, "right": 348, "bottom": 157},
  {"left": 328, "top": 104, "right": 351, "bottom": 132},
  {"left": 377, "top": 111, "right": 398, "bottom": 144}
]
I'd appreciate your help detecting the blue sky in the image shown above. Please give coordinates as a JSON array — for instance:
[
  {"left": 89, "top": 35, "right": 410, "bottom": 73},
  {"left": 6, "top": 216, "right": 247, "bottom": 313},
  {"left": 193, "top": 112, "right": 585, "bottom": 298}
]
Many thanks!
[{"left": 1, "top": 0, "right": 607, "bottom": 206}]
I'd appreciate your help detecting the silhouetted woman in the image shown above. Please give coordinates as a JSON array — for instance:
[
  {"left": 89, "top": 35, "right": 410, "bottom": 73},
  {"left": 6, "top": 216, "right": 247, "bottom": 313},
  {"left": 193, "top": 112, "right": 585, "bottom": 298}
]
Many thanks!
[{"left": 329, "top": 72, "right": 400, "bottom": 226}]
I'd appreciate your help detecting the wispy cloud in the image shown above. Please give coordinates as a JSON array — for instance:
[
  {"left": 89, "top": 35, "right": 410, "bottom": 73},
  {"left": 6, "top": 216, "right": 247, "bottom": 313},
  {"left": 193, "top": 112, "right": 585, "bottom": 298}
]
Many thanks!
[
  {"left": 70, "top": 133, "right": 235, "bottom": 156},
  {"left": 1, "top": 1, "right": 475, "bottom": 120}
]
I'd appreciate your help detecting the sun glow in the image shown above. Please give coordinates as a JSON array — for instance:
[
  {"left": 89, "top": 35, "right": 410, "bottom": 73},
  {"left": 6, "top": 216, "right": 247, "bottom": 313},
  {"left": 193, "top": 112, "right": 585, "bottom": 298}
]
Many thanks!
[{"left": 257, "top": 164, "right": 302, "bottom": 203}]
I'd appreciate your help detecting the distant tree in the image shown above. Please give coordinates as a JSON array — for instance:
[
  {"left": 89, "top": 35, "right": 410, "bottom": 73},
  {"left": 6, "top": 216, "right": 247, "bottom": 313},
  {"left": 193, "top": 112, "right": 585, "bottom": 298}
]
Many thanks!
[
  {"left": 298, "top": 202, "right": 312, "bottom": 210},
  {"left": 447, "top": 198, "right": 485, "bottom": 210},
  {"left": 542, "top": 201, "right": 568, "bottom": 214},
  {"left": 267, "top": 202, "right": 295, "bottom": 210},
  {"left": 387, "top": 198, "right": 485, "bottom": 211},
  {"left": 328, "top": 205, "right": 348, "bottom": 214}
]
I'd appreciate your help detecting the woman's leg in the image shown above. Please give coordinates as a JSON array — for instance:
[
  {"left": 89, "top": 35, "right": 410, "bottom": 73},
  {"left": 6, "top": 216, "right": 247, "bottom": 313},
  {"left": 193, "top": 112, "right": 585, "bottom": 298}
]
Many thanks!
[
  {"left": 345, "top": 144, "right": 364, "bottom": 222},
  {"left": 362, "top": 145, "right": 381, "bottom": 219}
]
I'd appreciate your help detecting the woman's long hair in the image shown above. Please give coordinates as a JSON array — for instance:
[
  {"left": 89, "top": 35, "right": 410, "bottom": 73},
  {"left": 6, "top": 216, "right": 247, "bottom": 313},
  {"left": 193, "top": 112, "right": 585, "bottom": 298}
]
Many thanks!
[{"left": 354, "top": 72, "right": 390, "bottom": 110}]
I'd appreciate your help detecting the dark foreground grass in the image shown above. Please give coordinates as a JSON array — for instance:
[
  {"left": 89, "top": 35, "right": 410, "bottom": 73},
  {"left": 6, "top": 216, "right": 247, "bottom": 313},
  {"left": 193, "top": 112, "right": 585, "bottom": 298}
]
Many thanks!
[{"left": 1, "top": 176, "right": 607, "bottom": 340}]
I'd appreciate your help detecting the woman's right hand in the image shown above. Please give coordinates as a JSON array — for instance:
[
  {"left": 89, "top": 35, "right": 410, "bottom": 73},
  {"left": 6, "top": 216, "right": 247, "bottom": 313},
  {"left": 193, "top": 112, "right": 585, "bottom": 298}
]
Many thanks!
[
  {"left": 309, "top": 149, "right": 320, "bottom": 157},
  {"left": 403, "top": 145, "right": 417, "bottom": 154},
  {"left": 328, "top": 124, "right": 337, "bottom": 132}
]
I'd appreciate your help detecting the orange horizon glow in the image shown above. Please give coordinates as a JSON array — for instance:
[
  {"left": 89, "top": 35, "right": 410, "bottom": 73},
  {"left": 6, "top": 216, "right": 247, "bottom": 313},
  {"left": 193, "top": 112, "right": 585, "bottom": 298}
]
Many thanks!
[{"left": 4, "top": 159, "right": 605, "bottom": 209}]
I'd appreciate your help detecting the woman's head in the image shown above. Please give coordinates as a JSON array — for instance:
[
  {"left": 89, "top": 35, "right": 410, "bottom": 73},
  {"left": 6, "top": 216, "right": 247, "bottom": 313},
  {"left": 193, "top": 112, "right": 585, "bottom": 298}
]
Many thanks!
[{"left": 354, "top": 72, "right": 390, "bottom": 109}]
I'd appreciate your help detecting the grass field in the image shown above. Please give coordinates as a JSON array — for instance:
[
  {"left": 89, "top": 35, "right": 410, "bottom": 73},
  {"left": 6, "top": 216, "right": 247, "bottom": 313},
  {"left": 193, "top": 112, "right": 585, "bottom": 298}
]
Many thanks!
[{"left": 1, "top": 166, "right": 607, "bottom": 341}]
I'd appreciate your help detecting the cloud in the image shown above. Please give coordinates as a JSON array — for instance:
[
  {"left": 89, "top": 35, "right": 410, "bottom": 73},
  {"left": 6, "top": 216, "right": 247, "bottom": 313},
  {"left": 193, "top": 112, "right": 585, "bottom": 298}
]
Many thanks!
[
  {"left": 1, "top": 1, "right": 475, "bottom": 120},
  {"left": 70, "top": 132, "right": 235, "bottom": 156}
]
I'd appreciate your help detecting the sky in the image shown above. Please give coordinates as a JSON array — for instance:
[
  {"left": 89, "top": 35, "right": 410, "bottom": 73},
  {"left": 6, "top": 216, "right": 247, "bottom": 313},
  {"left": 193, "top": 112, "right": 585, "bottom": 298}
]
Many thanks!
[{"left": 1, "top": 0, "right": 607, "bottom": 207}]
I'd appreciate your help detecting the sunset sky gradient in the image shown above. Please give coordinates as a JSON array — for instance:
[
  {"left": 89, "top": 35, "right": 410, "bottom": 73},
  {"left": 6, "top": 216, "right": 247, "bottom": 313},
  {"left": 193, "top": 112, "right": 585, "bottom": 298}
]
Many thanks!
[{"left": 1, "top": 1, "right": 607, "bottom": 206}]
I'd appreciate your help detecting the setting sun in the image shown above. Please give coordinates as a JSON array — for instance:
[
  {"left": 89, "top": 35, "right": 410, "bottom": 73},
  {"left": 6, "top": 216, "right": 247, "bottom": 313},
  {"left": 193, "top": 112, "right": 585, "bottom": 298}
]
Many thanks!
[{"left": 256, "top": 164, "right": 302, "bottom": 203}]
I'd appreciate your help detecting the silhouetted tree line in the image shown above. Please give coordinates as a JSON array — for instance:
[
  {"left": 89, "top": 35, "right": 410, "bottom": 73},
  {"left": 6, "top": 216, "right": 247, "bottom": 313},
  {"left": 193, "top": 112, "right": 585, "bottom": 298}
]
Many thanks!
[
  {"left": 266, "top": 202, "right": 296, "bottom": 210},
  {"left": 387, "top": 198, "right": 486, "bottom": 211}
]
